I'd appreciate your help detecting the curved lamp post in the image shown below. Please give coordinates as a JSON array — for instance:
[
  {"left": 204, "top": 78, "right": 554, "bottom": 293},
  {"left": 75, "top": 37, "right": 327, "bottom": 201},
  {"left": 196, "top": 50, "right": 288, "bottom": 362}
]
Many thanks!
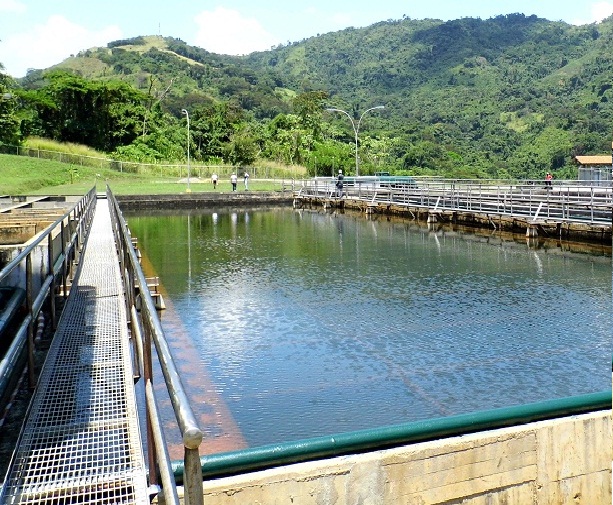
[
  {"left": 325, "top": 106, "right": 384, "bottom": 177},
  {"left": 181, "top": 108, "right": 191, "bottom": 193}
]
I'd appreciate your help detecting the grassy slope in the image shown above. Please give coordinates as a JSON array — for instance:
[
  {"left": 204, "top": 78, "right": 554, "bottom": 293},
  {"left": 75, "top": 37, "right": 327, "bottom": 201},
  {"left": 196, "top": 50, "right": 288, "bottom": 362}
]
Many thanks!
[
  {"left": 0, "top": 153, "right": 144, "bottom": 195},
  {"left": 0, "top": 154, "right": 285, "bottom": 195}
]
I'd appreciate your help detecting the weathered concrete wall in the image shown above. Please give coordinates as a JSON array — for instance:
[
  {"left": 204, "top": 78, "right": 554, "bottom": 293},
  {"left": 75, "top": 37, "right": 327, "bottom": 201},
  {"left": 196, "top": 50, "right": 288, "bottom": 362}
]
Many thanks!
[
  {"left": 116, "top": 192, "right": 294, "bottom": 211},
  {"left": 297, "top": 197, "right": 612, "bottom": 244},
  {"left": 167, "top": 410, "right": 611, "bottom": 504}
]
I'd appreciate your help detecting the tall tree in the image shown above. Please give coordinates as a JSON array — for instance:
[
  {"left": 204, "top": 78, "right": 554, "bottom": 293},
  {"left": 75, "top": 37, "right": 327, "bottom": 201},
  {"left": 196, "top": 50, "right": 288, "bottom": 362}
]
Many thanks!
[
  {"left": 189, "top": 101, "right": 246, "bottom": 161},
  {"left": 292, "top": 90, "right": 328, "bottom": 140},
  {"left": 30, "top": 72, "right": 148, "bottom": 152}
]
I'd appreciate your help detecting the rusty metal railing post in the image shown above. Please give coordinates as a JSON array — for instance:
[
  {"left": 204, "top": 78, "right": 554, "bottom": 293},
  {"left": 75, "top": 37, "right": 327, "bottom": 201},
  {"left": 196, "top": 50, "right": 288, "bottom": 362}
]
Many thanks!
[{"left": 183, "top": 444, "right": 204, "bottom": 505}]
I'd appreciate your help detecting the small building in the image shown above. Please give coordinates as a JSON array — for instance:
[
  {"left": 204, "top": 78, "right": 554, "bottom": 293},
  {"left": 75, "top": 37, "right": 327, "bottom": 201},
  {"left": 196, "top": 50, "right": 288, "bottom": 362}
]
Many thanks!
[{"left": 574, "top": 154, "right": 612, "bottom": 186}]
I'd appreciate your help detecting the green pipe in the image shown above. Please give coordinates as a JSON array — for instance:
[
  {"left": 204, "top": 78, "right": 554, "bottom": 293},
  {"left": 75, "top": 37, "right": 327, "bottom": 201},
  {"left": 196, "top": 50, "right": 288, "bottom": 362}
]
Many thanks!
[{"left": 172, "top": 390, "right": 611, "bottom": 482}]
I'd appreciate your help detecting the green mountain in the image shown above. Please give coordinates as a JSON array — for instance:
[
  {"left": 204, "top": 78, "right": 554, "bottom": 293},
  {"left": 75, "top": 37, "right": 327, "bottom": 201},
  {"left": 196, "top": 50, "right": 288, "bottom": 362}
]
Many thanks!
[
  {"left": 10, "top": 13, "right": 613, "bottom": 178},
  {"left": 21, "top": 35, "right": 291, "bottom": 120}
]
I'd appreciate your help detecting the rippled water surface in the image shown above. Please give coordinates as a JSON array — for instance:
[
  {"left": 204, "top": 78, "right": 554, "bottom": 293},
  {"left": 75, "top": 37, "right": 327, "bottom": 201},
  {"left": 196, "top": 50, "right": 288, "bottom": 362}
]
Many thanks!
[{"left": 127, "top": 208, "right": 612, "bottom": 450}]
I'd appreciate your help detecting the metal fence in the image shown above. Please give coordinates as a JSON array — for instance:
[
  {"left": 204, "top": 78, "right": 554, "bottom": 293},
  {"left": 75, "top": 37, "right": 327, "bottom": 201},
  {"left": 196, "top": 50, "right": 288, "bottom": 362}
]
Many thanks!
[
  {"left": 578, "top": 167, "right": 612, "bottom": 187},
  {"left": 0, "top": 143, "right": 297, "bottom": 179},
  {"left": 298, "top": 177, "right": 613, "bottom": 226}
]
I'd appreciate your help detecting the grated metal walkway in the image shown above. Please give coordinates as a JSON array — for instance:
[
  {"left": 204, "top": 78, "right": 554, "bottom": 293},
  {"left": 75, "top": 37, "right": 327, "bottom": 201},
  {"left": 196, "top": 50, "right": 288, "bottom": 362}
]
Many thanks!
[{"left": 0, "top": 198, "right": 148, "bottom": 505}]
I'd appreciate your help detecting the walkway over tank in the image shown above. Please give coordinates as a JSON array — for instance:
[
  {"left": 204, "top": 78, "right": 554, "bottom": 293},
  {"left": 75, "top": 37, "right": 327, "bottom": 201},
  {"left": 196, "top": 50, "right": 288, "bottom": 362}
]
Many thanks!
[{"left": 0, "top": 197, "right": 148, "bottom": 504}]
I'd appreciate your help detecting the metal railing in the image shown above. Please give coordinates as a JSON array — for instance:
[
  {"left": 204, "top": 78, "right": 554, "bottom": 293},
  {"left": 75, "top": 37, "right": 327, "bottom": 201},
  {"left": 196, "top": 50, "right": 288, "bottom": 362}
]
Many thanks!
[
  {"left": 107, "top": 187, "right": 204, "bottom": 505},
  {"left": 171, "top": 390, "right": 611, "bottom": 480},
  {"left": 0, "top": 188, "right": 96, "bottom": 400},
  {"left": 298, "top": 178, "right": 613, "bottom": 225}
]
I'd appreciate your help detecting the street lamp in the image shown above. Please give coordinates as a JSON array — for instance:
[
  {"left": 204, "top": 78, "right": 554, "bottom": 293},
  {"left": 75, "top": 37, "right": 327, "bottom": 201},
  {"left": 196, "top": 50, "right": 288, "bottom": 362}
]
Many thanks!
[
  {"left": 325, "top": 105, "right": 384, "bottom": 177},
  {"left": 181, "top": 108, "right": 191, "bottom": 193}
]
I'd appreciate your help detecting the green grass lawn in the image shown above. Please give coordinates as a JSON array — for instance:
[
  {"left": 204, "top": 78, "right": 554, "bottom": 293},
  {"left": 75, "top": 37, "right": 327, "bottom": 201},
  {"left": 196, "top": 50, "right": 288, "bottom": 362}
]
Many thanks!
[
  {"left": 31, "top": 178, "right": 287, "bottom": 195},
  {"left": 0, "top": 154, "right": 291, "bottom": 195}
]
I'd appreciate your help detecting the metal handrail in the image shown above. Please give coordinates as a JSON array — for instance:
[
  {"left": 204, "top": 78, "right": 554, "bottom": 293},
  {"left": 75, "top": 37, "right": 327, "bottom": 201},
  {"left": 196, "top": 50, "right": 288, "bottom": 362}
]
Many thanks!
[
  {"left": 0, "top": 188, "right": 96, "bottom": 398},
  {"left": 171, "top": 389, "right": 611, "bottom": 480},
  {"left": 106, "top": 186, "right": 204, "bottom": 505},
  {"left": 299, "top": 179, "right": 613, "bottom": 225}
]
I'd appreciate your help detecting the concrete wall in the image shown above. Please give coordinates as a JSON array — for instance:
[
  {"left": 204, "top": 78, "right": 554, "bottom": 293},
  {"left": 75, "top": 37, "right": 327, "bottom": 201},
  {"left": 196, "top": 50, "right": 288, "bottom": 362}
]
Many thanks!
[
  {"left": 181, "top": 410, "right": 610, "bottom": 504},
  {"left": 117, "top": 192, "right": 294, "bottom": 211}
]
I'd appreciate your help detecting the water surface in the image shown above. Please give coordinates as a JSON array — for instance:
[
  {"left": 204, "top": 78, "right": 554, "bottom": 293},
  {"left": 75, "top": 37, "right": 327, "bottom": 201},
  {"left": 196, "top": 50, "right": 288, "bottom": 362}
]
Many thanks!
[{"left": 127, "top": 208, "right": 611, "bottom": 449}]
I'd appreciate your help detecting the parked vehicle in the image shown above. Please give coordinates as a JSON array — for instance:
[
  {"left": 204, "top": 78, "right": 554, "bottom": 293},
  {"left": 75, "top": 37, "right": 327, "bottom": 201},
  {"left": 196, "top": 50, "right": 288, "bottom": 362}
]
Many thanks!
[{"left": 375, "top": 175, "right": 418, "bottom": 189}]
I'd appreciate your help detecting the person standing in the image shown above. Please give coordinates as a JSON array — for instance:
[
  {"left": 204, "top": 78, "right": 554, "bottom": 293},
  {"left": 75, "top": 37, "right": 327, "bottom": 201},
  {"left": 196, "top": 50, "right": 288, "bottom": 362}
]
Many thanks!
[
  {"left": 545, "top": 172, "right": 553, "bottom": 189},
  {"left": 212, "top": 173, "right": 218, "bottom": 189},
  {"left": 244, "top": 171, "right": 250, "bottom": 190},
  {"left": 335, "top": 169, "right": 344, "bottom": 198},
  {"left": 230, "top": 173, "right": 238, "bottom": 191}
]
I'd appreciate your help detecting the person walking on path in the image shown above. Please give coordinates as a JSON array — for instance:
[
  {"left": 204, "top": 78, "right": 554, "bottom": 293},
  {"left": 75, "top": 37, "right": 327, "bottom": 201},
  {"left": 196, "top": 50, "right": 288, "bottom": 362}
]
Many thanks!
[
  {"left": 230, "top": 173, "right": 238, "bottom": 191},
  {"left": 244, "top": 171, "right": 250, "bottom": 190},
  {"left": 212, "top": 173, "right": 218, "bottom": 189}
]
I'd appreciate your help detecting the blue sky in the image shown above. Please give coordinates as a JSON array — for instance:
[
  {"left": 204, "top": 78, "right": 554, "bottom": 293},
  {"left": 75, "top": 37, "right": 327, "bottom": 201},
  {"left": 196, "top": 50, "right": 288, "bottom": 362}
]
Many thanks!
[{"left": 1, "top": 0, "right": 613, "bottom": 78}]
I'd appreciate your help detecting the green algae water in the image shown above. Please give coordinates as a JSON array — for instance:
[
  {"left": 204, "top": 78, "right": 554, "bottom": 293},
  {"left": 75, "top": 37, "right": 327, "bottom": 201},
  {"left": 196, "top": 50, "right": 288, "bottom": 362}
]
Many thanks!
[{"left": 126, "top": 207, "right": 611, "bottom": 449}]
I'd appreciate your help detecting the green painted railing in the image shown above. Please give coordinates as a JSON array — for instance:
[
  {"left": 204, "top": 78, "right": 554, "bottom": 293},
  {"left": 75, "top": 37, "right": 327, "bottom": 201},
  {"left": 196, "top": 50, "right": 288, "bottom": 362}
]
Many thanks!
[{"left": 172, "top": 389, "right": 611, "bottom": 481}]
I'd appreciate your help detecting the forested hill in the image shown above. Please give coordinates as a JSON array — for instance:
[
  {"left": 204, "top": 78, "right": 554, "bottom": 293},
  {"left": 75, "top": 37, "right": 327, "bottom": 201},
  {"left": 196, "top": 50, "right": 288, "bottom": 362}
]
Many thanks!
[
  {"left": 247, "top": 14, "right": 589, "bottom": 96},
  {"left": 10, "top": 13, "right": 613, "bottom": 178}
]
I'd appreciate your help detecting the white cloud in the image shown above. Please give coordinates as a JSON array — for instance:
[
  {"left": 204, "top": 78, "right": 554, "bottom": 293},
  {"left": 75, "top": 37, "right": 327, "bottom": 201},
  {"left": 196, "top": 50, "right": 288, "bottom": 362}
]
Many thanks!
[
  {"left": 572, "top": 2, "right": 613, "bottom": 24},
  {"left": 0, "top": 0, "right": 26, "bottom": 13},
  {"left": 0, "top": 15, "right": 122, "bottom": 77},
  {"left": 194, "top": 7, "right": 279, "bottom": 55},
  {"left": 590, "top": 1, "right": 613, "bottom": 21}
]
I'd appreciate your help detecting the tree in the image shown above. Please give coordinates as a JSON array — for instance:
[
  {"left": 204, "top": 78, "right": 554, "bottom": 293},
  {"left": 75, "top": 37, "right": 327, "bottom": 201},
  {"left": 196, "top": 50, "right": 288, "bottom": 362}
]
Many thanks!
[
  {"left": 292, "top": 90, "right": 328, "bottom": 140},
  {"left": 264, "top": 113, "right": 308, "bottom": 164},
  {"left": 0, "top": 65, "right": 21, "bottom": 145},
  {"left": 29, "top": 72, "right": 148, "bottom": 152},
  {"left": 189, "top": 101, "right": 246, "bottom": 161},
  {"left": 402, "top": 141, "right": 446, "bottom": 170},
  {"left": 225, "top": 128, "right": 259, "bottom": 167},
  {"left": 305, "top": 140, "right": 352, "bottom": 176},
  {"left": 510, "top": 126, "right": 573, "bottom": 178}
]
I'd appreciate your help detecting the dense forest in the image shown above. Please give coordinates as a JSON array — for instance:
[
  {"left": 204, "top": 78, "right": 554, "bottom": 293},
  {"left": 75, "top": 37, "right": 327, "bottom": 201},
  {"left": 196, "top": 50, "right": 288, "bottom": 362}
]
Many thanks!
[{"left": 2, "top": 13, "right": 613, "bottom": 179}]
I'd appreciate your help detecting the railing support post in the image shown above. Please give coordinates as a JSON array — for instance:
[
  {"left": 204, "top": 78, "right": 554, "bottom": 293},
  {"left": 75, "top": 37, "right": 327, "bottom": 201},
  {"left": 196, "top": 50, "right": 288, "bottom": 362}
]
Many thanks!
[
  {"left": 183, "top": 447, "right": 204, "bottom": 505},
  {"left": 25, "top": 254, "right": 35, "bottom": 389},
  {"left": 144, "top": 332, "right": 158, "bottom": 487},
  {"left": 61, "top": 220, "right": 68, "bottom": 298},
  {"left": 47, "top": 232, "right": 57, "bottom": 330}
]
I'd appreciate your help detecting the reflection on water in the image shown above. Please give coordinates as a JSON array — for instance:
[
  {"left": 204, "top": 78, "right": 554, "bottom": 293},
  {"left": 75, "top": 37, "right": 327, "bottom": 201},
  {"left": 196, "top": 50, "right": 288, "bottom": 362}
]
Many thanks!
[{"left": 126, "top": 208, "right": 612, "bottom": 449}]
